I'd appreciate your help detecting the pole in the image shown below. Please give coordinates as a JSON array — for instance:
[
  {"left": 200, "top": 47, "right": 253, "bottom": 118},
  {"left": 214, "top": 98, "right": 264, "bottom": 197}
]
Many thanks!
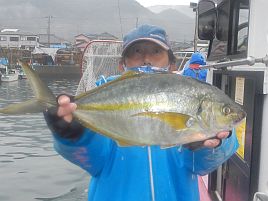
[
  {"left": 46, "top": 16, "right": 52, "bottom": 47},
  {"left": 194, "top": 10, "right": 198, "bottom": 52},
  {"left": 200, "top": 56, "right": 268, "bottom": 70},
  {"left": 190, "top": 2, "right": 198, "bottom": 52}
]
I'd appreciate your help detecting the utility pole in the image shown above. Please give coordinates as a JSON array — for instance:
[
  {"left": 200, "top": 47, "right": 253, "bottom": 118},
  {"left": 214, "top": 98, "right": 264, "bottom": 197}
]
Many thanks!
[
  {"left": 45, "top": 16, "right": 53, "bottom": 47},
  {"left": 136, "top": 17, "right": 139, "bottom": 28}
]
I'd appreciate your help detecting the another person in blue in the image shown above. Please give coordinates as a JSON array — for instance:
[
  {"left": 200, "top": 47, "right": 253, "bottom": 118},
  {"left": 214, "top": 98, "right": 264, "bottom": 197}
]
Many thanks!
[
  {"left": 44, "top": 24, "right": 238, "bottom": 201},
  {"left": 183, "top": 52, "right": 208, "bottom": 82}
]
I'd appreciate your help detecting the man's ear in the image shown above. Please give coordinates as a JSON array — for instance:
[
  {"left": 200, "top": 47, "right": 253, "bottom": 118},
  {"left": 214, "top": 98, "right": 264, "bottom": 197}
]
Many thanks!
[{"left": 118, "top": 59, "right": 124, "bottom": 72}]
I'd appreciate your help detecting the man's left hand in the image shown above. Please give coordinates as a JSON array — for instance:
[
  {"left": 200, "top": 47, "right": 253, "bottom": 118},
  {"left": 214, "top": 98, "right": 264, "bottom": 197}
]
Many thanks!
[{"left": 203, "top": 131, "right": 231, "bottom": 148}]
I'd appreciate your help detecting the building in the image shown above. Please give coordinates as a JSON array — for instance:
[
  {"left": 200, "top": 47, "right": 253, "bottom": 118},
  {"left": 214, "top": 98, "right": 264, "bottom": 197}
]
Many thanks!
[
  {"left": 75, "top": 32, "right": 118, "bottom": 52},
  {"left": 38, "top": 34, "right": 71, "bottom": 48},
  {"left": 0, "top": 29, "right": 39, "bottom": 50}
]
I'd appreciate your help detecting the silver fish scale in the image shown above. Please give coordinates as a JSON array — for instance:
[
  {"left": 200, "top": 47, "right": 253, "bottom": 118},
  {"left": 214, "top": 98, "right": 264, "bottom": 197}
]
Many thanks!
[{"left": 77, "top": 73, "right": 210, "bottom": 114}]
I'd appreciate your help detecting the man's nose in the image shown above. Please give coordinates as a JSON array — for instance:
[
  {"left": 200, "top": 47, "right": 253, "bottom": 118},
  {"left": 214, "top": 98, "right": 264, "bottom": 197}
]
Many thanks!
[{"left": 143, "top": 54, "right": 152, "bottom": 66}]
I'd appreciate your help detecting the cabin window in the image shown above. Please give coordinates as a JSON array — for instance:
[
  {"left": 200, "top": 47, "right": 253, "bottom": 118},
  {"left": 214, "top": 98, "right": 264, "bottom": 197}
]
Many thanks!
[
  {"left": 198, "top": 0, "right": 249, "bottom": 60},
  {"left": 216, "top": 0, "right": 230, "bottom": 41},
  {"left": 235, "top": 3, "right": 249, "bottom": 55}
]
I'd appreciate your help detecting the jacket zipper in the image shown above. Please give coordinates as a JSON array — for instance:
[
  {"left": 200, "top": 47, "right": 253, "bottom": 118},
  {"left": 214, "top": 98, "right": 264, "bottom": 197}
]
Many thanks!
[{"left": 147, "top": 146, "right": 155, "bottom": 201}]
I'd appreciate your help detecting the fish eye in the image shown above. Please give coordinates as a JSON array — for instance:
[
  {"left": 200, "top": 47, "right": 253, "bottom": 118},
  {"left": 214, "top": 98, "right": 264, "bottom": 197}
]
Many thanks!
[{"left": 222, "top": 105, "right": 231, "bottom": 115}]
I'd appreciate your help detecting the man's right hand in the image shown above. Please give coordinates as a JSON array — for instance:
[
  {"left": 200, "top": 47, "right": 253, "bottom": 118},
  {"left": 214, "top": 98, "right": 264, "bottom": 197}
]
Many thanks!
[
  {"left": 44, "top": 95, "right": 84, "bottom": 140},
  {"left": 57, "top": 95, "right": 77, "bottom": 123}
]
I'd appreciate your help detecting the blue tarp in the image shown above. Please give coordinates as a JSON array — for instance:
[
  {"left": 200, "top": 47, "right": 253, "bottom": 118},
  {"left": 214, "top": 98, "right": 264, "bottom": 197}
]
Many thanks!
[{"left": 0, "top": 58, "right": 8, "bottom": 65}]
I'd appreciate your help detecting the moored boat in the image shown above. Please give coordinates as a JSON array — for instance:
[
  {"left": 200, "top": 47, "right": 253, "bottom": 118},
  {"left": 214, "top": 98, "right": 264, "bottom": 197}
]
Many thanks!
[{"left": 1, "top": 67, "right": 19, "bottom": 82}]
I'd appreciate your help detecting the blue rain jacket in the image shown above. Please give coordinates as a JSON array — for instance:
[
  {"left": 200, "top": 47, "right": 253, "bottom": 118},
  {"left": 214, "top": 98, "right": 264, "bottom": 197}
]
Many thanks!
[
  {"left": 52, "top": 75, "right": 239, "bottom": 201},
  {"left": 182, "top": 67, "right": 208, "bottom": 82},
  {"left": 183, "top": 52, "right": 208, "bottom": 82}
]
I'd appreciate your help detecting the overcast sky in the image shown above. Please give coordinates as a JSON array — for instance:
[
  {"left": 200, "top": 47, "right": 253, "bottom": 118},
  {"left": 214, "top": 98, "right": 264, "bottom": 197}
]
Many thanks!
[{"left": 135, "top": 0, "right": 198, "bottom": 7}]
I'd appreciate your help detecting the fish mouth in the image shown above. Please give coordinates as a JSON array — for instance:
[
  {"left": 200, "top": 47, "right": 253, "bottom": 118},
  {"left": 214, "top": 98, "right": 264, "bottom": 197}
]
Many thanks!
[{"left": 234, "top": 110, "right": 247, "bottom": 124}]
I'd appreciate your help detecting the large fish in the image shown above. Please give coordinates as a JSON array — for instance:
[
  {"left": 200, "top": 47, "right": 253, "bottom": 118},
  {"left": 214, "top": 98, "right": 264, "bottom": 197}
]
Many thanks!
[{"left": 0, "top": 62, "right": 246, "bottom": 146}]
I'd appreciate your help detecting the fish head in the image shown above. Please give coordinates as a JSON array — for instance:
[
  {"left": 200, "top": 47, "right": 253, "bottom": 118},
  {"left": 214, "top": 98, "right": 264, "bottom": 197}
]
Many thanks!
[{"left": 198, "top": 97, "right": 246, "bottom": 131}]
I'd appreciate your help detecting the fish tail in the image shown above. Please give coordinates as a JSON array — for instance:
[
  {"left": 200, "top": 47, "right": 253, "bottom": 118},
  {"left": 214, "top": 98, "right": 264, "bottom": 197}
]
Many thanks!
[{"left": 0, "top": 61, "right": 57, "bottom": 115}]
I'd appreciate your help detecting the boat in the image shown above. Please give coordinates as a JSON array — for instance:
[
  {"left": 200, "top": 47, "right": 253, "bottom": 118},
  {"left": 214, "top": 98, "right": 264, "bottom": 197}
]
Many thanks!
[
  {"left": 1, "top": 66, "right": 19, "bottom": 82},
  {"left": 18, "top": 68, "right": 27, "bottom": 79}
]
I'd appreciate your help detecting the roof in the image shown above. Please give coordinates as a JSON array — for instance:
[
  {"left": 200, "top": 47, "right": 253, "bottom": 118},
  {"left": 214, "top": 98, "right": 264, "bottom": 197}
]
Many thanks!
[
  {"left": 0, "top": 29, "right": 38, "bottom": 36},
  {"left": 75, "top": 32, "right": 118, "bottom": 40},
  {"left": 38, "top": 34, "right": 71, "bottom": 44}
]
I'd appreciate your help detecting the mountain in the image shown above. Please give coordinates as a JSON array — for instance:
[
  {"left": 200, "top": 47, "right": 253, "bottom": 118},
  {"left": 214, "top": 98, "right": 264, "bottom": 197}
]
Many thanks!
[
  {"left": 148, "top": 5, "right": 195, "bottom": 19},
  {"left": 0, "top": 0, "right": 195, "bottom": 42}
]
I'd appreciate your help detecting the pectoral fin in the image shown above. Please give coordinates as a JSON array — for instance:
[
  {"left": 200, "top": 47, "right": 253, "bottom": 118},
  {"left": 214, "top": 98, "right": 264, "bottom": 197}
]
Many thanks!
[{"left": 132, "top": 112, "right": 191, "bottom": 131}]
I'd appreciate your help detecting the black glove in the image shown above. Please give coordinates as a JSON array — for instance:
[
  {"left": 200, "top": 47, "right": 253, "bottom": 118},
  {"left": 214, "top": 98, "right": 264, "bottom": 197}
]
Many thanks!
[{"left": 43, "top": 95, "right": 85, "bottom": 140}]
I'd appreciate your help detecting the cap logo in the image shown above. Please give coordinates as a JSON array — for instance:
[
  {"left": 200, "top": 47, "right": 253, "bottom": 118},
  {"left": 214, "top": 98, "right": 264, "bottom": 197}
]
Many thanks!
[{"left": 149, "top": 33, "right": 165, "bottom": 41}]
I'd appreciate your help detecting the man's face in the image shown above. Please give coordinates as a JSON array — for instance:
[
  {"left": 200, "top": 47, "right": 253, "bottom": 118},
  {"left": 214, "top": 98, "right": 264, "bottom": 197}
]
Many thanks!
[{"left": 123, "top": 41, "right": 170, "bottom": 68}]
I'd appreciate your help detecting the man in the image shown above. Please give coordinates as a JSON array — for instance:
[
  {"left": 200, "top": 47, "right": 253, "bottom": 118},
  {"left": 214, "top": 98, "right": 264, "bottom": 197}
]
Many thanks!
[
  {"left": 183, "top": 52, "right": 208, "bottom": 82},
  {"left": 45, "top": 24, "right": 238, "bottom": 201}
]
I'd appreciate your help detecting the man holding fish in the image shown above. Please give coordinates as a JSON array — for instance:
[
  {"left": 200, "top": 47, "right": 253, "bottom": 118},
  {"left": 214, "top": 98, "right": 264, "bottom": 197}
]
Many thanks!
[
  {"left": 44, "top": 25, "right": 242, "bottom": 201},
  {"left": 0, "top": 24, "right": 243, "bottom": 201}
]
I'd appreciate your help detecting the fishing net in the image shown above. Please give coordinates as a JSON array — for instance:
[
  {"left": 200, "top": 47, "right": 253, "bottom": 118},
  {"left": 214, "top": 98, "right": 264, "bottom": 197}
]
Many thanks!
[{"left": 76, "top": 40, "right": 123, "bottom": 95}]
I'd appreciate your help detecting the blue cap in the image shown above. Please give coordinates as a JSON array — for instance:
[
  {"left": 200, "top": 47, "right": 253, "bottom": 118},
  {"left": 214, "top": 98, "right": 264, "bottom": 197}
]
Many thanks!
[
  {"left": 122, "top": 24, "right": 170, "bottom": 56},
  {"left": 189, "top": 52, "right": 206, "bottom": 65}
]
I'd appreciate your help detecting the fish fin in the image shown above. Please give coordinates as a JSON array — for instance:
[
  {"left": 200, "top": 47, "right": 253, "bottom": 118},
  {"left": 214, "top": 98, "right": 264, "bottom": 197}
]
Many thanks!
[
  {"left": 116, "top": 140, "right": 134, "bottom": 147},
  {"left": 133, "top": 112, "right": 191, "bottom": 131},
  {"left": 121, "top": 71, "right": 143, "bottom": 78},
  {"left": 0, "top": 61, "right": 57, "bottom": 115},
  {"left": 0, "top": 100, "right": 44, "bottom": 114},
  {"left": 160, "top": 144, "right": 177, "bottom": 149},
  {"left": 19, "top": 61, "right": 56, "bottom": 105},
  {"left": 75, "top": 71, "right": 143, "bottom": 100}
]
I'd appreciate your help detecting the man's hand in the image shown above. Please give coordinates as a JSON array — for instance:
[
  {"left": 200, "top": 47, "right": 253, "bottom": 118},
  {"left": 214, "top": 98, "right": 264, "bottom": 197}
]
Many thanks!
[
  {"left": 57, "top": 95, "right": 77, "bottom": 123},
  {"left": 44, "top": 95, "right": 84, "bottom": 140},
  {"left": 203, "top": 131, "right": 231, "bottom": 148}
]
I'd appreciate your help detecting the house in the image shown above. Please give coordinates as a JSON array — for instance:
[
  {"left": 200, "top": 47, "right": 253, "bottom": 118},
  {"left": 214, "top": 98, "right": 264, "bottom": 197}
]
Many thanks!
[
  {"left": 75, "top": 32, "right": 118, "bottom": 52},
  {"left": 0, "top": 29, "right": 39, "bottom": 50},
  {"left": 38, "top": 34, "right": 71, "bottom": 48}
]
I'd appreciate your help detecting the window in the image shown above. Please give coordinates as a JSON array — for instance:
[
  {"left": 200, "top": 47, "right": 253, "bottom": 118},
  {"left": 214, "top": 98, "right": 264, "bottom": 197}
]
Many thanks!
[
  {"left": 10, "top": 37, "right": 19, "bottom": 41},
  {"left": 27, "top": 37, "right": 36, "bottom": 41},
  {"left": 235, "top": 4, "right": 249, "bottom": 54},
  {"left": 0, "top": 36, "right": 7, "bottom": 41},
  {"left": 204, "top": 0, "right": 250, "bottom": 60},
  {"left": 216, "top": 0, "right": 230, "bottom": 41}
]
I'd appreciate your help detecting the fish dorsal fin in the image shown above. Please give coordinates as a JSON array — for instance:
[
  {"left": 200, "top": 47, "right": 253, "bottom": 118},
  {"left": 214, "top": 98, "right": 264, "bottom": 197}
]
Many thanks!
[
  {"left": 121, "top": 70, "right": 143, "bottom": 78},
  {"left": 133, "top": 112, "right": 191, "bottom": 131},
  {"left": 75, "top": 71, "right": 143, "bottom": 100}
]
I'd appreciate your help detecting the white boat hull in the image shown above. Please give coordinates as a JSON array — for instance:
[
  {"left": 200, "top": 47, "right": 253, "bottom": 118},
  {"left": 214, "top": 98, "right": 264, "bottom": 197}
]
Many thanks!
[{"left": 1, "top": 73, "right": 19, "bottom": 82}]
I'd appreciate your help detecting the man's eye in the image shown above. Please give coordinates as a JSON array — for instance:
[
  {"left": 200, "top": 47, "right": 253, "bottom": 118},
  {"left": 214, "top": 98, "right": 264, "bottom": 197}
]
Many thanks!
[
  {"left": 153, "top": 49, "right": 162, "bottom": 54},
  {"left": 135, "top": 49, "right": 140, "bottom": 53}
]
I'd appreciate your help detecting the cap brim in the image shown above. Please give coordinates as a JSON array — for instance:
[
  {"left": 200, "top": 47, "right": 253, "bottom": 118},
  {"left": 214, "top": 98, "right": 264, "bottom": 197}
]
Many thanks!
[{"left": 122, "top": 38, "right": 170, "bottom": 56}]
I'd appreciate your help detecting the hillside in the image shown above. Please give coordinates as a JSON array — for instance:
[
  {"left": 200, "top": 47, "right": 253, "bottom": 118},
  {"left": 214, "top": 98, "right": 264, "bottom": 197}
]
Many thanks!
[{"left": 0, "top": 0, "right": 195, "bottom": 42}]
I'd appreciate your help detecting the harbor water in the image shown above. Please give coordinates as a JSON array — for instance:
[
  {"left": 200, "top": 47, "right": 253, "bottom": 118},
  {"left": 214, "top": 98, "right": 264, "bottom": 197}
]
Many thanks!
[{"left": 0, "top": 78, "right": 90, "bottom": 201}]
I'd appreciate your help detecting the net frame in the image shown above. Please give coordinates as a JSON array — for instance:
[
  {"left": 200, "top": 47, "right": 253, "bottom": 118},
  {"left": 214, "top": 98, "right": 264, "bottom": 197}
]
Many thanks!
[{"left": 76, "top": 40, "right": 123, "bottom": 95}]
